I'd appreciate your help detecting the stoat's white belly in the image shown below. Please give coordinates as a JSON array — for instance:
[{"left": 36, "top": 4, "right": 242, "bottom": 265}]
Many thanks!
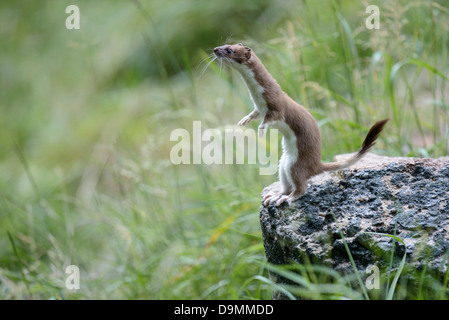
[
  {"left": 278, "top": 128, "right": 298, "bottom": 189},
  {"left": 273, "top": 121, "right": 297, "bottom": 154},
  {"left": 233, "top": 64, "right": 268, "bottom": 115}
]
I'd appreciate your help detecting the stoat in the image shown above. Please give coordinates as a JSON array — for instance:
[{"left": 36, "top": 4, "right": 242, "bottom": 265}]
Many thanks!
[{"left": 213, "top": 43, "right": 388, "bottom": 206}]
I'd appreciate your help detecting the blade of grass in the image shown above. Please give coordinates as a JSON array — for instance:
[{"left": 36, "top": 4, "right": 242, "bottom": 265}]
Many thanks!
[
  {"left": 362, "top": 231, "right": 407, "bottom": 300},
  {"left": 253, "top": 275, "right": 297, "bottom": 300},
  {"left": 13, "top": 144, "right": 40, "bottom": 198},
  {"left": 335, "top": 11, "right": 360, "bottom": 122},
  {"left": 263, "top": 262, "right": 312, "bottom": 288},
  {"left": 438, "top": 247, "right": 449, "bottom": 300},
  {"left": 259, "top": 261, "right": 364, "bottom": 300},
  {"left": 331, "top": 212, "right": 369, "bottom": 300},
  {"left": 7, "top": 231, "right": 32, "bottom": 297}
]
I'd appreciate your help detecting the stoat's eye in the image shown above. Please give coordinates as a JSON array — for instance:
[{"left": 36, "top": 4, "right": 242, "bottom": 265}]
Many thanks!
[{"left": 226, "top": 48, "right": 233, "bottom": 54}]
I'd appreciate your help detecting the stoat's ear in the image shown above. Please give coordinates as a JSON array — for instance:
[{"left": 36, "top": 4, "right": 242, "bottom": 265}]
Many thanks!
[
  {"left": 237, "top": 43, "right": 244, "bottom": 46},
  {"left": 244, "top": 46, "right": 252, "bottom": 59}
]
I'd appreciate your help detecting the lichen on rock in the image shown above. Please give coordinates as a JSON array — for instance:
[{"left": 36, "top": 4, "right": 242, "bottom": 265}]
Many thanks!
[{"left": 260, "top": 153, "right": 449, "bottom": 298}]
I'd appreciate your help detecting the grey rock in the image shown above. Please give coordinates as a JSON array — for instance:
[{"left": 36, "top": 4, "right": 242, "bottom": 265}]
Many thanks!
[{"left": 260, "top": 153, "right": 449, "bottom": 299}]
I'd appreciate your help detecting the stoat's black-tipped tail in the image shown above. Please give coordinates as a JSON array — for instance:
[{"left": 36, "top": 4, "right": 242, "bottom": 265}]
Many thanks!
[
  {"left": 357, "top": 118, "right": 389, "bottom": 158},
  {"left": 321, "top": 118, "right": 389, "bottom": 172}
]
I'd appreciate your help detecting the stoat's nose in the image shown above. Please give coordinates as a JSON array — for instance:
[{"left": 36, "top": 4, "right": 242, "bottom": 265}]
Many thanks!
[{"left": 213, "top": 47, "right": 219, "bottom": 53}]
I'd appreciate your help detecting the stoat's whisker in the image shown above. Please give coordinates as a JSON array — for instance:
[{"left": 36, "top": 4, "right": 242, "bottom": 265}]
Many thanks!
[
  {"left": 219, "top": 57, "right": 223, "bottom": 76},
  {"left": 197, "top": 55, "right": 217, "bottom": 80}
]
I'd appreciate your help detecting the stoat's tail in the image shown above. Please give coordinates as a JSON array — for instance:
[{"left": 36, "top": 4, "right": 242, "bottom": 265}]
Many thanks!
[{"left": 320, "top": 118, "right": 389, "bottom": 172}]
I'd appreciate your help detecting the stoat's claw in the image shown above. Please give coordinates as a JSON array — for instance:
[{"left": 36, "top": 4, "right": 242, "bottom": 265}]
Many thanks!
[
  {"left": 263, "top": 197, "right": 272, "bottom": 207},
  {"left": 258, "top": 124, "right": 268, "bottom": 137},
  {"left": 263, "top": 193, "right": 276, "bottom": 206},
  {"left": 263, "top": 193, "right": 290, "bottom": 207},
  {"left": 276, "top": 195, "right": 290, "bottom": 206},
  {"left": 263, "top": 194, "right": 272, "bottom": 200},
  {"left": 238, "top": 116, "right": 251, "bottom": 126}
]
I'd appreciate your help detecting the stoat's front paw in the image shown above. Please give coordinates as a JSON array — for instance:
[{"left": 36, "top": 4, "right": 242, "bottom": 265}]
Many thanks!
[
  {"left": 258, "top": 124, "right": 268, "bottom": 137},
  {"left": 238, "top": 115, "right": 252, "bottom": 126}
]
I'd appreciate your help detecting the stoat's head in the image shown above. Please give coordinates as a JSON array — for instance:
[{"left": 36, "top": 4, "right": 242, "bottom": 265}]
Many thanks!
[{"left": 213, "top": 43, "right": 252, "bottom": 64}]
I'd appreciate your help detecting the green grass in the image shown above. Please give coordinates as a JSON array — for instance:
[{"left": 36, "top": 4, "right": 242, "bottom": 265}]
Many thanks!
[{"left": 1, "top": 0, "right": 448, "bottom": 299}]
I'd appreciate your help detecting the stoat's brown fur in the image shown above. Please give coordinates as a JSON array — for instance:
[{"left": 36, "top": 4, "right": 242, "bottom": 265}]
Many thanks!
[{"left": 214, "top": 43, "right": 388, "bottom": 206}]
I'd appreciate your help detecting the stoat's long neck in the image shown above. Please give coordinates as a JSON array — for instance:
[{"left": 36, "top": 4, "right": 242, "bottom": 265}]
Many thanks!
[{"left": 232, "top": 54, "right": 283, "bottom": 113}]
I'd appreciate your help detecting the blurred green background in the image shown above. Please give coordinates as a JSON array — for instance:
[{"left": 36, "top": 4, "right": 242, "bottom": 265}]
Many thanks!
[{"left": 1, "top": 0, "right": 448, "bottom": 299}]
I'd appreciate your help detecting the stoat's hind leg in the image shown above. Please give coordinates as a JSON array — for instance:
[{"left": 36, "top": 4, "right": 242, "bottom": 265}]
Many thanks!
[
  {"left": 262, "top": 154, "right": 292, "bottom": 206},
  {"left": 270, "top": 184, "right": 306, "bottom": 206},
  {"left": 281, "top": 165, "right": 308, "bottom": 205},
  {"left": 285, "top": 189, "right": 306, "bottom": 205},
  {"left": 265, "top": 163, "right": 308, "bottom": 207}
]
